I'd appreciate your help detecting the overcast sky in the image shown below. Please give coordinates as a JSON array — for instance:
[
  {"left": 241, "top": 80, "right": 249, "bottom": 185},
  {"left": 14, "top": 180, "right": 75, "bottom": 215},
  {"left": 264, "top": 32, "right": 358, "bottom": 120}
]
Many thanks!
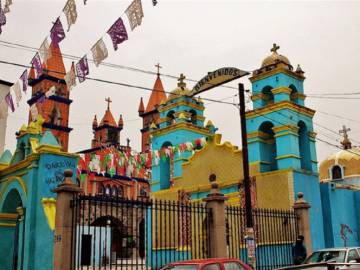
[{"left": 1, "top": 0, "right": 360, "bottom": 163}]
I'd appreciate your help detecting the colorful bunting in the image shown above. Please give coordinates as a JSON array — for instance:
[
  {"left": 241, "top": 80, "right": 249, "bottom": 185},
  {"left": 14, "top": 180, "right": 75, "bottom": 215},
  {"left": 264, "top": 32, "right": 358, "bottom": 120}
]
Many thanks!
[
  {"left": 78, "top": 137, "right": 207, "bottom": 180},
  {"left": 65, "top": 62, "right": 76, "bottom": 90},
  {"left": 30, "top": 104, "right": 38, "bottom": 121},
  {"left": 31, "top": 52, "right": 43, "bottom": 79},
  {"left": 50, "top": 18, "right": 65, "bottom": 44},
  {"left": 63, "top": 0, "right": 77, "bottom": 31},
  {"left": 5, "top": 92, "right": 14, "bottom": 112},
  {"left": 91, "top": 38, "right": 108, "bottom": 67},
  {"left": 20, "top": 69, "right": 28, "bottom": 92},
  {"left": 11, "top": 81, "right": 21, "bottom": 106},
  {"left": 76, "top": 55, "right": 89, "bottom": 83},
  {"left": 39, "top": 38, "right": 52, "bottom": 63},
  {"left": 125, "top": 0, "right": 144, "bottom": 31},
  {"left": 107, "top": 17, "right": 128, "bottom": 51},
  {"left": 0, "top": 1, "right": 6, "bottom": 34}
]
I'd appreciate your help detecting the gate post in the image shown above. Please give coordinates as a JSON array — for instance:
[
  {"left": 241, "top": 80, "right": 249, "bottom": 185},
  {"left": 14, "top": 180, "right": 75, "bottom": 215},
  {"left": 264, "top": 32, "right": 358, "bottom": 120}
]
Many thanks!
[
  {"left": 203, "top": 179, "right": 228, "bottom": 258},
  {"left": 53, "top": 169, "right": 82, "bottom": 270},
  {"left": 293, "top": 192, "right": 312, "bottom": 254}
]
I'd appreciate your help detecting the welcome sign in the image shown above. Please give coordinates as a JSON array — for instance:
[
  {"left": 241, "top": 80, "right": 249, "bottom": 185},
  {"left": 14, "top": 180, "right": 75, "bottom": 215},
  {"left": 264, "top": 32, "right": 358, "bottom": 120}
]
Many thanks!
[{"left": 190, "top": 67, "right": 249, "bottom": 96}]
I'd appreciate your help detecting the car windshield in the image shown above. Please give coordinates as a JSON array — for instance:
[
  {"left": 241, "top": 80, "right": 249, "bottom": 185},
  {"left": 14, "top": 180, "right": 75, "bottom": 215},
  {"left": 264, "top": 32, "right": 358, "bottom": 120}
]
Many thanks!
[
  {"left": 304, "top": 250, "right": 346, "bottom": 263},
  {"left": 162, "top": 265, "right": 198, "bottom": 270}
]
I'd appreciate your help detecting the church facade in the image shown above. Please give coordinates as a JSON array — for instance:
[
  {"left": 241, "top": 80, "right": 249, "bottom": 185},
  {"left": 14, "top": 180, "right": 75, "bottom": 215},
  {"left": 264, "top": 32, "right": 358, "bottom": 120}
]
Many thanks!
[{"left": 149, "top": 45, "right": 325, "bottom": 250}]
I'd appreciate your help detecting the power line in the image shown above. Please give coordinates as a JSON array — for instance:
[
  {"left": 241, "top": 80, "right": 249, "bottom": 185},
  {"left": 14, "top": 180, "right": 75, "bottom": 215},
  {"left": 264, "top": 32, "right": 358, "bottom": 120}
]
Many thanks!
[
  {"left": 0, "top": 58, "right": 238, "bottom": 106},
  {"left": 3, "top": 39, "right": 360, "bottom": 101},
  {"left": 0, "top": 39, "right": 244, "bottom": 91}
]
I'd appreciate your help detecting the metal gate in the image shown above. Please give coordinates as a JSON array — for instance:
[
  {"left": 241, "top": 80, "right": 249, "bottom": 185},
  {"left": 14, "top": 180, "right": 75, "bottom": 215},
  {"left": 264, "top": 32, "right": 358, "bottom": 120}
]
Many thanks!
[
  {"left": 70, "top": 195, "right": 211, "bottom": 270},
  {"left": 225, "top": 206, "right": 299, "bottom": 270}
]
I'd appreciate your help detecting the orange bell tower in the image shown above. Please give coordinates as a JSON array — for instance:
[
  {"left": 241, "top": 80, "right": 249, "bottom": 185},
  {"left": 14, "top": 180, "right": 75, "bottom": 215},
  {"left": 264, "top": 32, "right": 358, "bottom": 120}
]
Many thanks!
[
  {"left": 27, "top": 41, "right": 72, "bottom": 151},
  {"left": 138, "top": 64, "right": 167, "bottom": 152}
]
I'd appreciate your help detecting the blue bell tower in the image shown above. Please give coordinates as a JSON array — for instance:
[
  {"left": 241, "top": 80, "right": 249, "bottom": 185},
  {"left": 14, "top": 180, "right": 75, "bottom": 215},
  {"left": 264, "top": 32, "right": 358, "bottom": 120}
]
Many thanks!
[
  {"left": 150, "top": 74, "right": 215, "bottom": 192},
  {"left": 246, "top": 44, "right": 325, "bottom": 249}
]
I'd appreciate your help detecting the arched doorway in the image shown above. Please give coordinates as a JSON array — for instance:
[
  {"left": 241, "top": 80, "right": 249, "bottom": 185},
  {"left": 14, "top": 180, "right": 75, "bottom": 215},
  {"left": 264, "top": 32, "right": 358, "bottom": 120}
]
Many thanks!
[
  {"left": 91, "top": 216, "right": 129, "bottom": 260},
  {"left": 1, "top": 188, "right": 23, "bottom": 270}
]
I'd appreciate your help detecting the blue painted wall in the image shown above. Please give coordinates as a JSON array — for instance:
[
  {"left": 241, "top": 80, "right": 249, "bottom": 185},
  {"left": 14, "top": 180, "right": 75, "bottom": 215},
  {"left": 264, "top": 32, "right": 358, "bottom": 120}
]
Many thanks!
[{"left": 320, "top": 183, "right": 360, "bottom": 248}]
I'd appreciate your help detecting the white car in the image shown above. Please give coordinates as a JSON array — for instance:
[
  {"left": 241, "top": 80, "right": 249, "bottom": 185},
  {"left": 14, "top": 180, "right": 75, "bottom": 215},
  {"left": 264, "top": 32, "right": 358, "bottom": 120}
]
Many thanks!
[{"left": 303, "top": 247, "right": 360, "bottom": 269}]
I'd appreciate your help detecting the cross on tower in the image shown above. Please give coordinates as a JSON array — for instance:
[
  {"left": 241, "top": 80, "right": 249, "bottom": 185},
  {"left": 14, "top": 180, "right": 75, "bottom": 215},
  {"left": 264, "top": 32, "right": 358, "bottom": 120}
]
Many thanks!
[
  {"left": 271, "top": 43, "right": 280, "bottom": 53},
  {"left": 339, "top": 125, "right": 351, "bottom": 138},
  {"left": 155, "top": 63, "right": 162, "bottom": 76},
  {"left": 178, "top": 73, "right": 186, "bottom": 88},
  {"left": 339, "top": 125, "right": 352, "bottom": 149},
  {"left": 105, "top": 97, "right": 112, "bottom": 110}
]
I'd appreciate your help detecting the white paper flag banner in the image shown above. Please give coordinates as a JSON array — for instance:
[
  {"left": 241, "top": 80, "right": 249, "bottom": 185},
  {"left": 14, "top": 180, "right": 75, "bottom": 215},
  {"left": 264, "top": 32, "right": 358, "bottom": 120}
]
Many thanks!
[
  {"left": 63, "top": 0, "right": 77, "bottom": 31},
  {"left": 39, "top": 38, "right": 52, "bottom": 63},
  {"left": 45, "top": 86, "right": 56, "bottom": 98},
  {"left": 125, "top": 0, "right": 144, "bottom": 31},
  {"left": 30, "top": 104, "right": 38, "bottom": 121},
  {"left": 11, "top": 81, "right": 21, "bottom": 106},
  {"left": 65, "top": 62, "right": 77, "bottom": 90},
  {"left": 91, "top": 38, "right": 108, "bottom": 67},
  {"left": 0, "top": 99, "right": 7, "bottom": 119},
  {"left": 4, "top": 0, "right": 12, "bottom": 13}
]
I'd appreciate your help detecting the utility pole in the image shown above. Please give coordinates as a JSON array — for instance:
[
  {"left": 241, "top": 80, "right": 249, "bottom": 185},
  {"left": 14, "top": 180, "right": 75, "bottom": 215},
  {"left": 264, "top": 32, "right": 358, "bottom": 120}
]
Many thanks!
[
  {"left": 238, "top": 83, "right": 253, "bottom": 227},
  {"left": 238, "top": 83, "right": 256, "bottom": 267}
]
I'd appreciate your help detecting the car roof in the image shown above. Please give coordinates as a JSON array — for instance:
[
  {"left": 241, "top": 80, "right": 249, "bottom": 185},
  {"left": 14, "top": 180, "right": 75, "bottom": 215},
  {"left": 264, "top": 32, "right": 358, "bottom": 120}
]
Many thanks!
[
  {"left": 169, "top": 258, "right": 244, "bottom": 265},
  {"left": 314, "top": 247, "right": 360, "bottom": 252}
]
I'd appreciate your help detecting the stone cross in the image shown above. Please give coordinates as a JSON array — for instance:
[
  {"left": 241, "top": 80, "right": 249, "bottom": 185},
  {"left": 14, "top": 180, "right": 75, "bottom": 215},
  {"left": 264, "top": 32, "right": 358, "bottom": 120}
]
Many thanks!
[
  {"left": 339, "top": 125, "right": 350, "bottom": 138},
  {"left": 155, "top": 63, "right": 162, "bottom": 76},
  {"left": 271, "top": 43, "right": 280, "bottom": 53},
  {"left": 178, "top": 73, "right": 186, "bottom": 88},
  {"left": 105, "top": 97, "right": 112, "bottom": 110}
]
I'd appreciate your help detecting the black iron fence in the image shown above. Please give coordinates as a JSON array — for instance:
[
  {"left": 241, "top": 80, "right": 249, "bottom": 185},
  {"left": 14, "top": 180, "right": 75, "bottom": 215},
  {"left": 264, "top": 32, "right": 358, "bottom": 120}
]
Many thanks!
[
  {"left": 70, "top": 194, "right": 299, "bottom": 270},
  {"left": 226, "top": 206, "right": 299, "bottom": 270},
  {"left": 70, "top": 195, "right": 211, "bottom": 270}
]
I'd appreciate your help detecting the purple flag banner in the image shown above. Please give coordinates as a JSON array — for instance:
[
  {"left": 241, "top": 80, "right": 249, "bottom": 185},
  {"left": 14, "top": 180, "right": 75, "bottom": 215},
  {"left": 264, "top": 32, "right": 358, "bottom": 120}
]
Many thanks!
[
  {"left": 76, "top": 55, "right": 89, "bottom": 83},
  {"left": 20, "top": 69, "right": 28, "bottom": 92},
  {"left": 31, "top": 52, "right": 43, "bottom": 79},
  {"left": 5, "top": 92, "right": 15, "bottom": 112},
  {"left": 50, "top": 18, "right": 65, "bottom": 44},
  {"left": 107, "top": 18, "right": 128, "bottom": 51},
  {"left": 0, "top": 2, "right": 6, "bottom": 34}
]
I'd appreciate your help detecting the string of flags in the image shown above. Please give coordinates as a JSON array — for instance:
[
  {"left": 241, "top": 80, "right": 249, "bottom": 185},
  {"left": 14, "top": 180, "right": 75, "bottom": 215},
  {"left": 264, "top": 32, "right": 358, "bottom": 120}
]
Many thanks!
[
  {"left": 78, "top": 137, "right": 207, "bottom": 180},
  {"left": 2, "top": 0, "right": 157, "bottom": 117}
]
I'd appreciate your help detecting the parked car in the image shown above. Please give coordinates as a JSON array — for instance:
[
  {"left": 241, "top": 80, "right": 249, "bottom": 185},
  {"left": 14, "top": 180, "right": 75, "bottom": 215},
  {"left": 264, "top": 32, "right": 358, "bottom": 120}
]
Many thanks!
[
  {"left": 302, "top": 247, "right": 360, "bottom": 269},
  {"left": 160, "top": 258, "right": 252, "bottom": 270}
]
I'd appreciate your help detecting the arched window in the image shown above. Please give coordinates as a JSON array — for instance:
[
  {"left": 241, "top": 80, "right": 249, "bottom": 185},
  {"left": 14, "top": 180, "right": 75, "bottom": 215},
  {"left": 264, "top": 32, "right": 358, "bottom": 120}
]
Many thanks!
[
  {"left": 105, "top": 185, "right": 111, "bottom": 196},
  {"left": 259, "top": 121, "right": 277, "bottom": 172},
  {"left": 331, "top": 165, "right": 343, "bottom": 180},
  {"left": 189, "top": 109, "right": 197, "bottom": 125},
  {"left": 289, "top": 84, "right": 298, "bottom": 103},
  {"left": 18, "top": 142, "right": 26, "bottom": 161},
  {"left": 112, "top": 186, "right": 118, "bottom": 197},
  {"left": 166, "top": 111, "right": 175, "bottom": 126},
  {"left": 118, "top": 186, "right": 124, "bottom": 197},
  {"left": 160, "top": 141, "right": 172, "bottom": 189},
  {"left": 49, "top": 106, "right": 62, "bottom": 126},
  {"left": 139, "top": 186, "right": 148, "bottom": 197},
  {"left": 261, "top": 86, "right": 274, "bottom": 106},
  {"left": 298, "top": 121, "right": 311, "bottom": 171}
]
